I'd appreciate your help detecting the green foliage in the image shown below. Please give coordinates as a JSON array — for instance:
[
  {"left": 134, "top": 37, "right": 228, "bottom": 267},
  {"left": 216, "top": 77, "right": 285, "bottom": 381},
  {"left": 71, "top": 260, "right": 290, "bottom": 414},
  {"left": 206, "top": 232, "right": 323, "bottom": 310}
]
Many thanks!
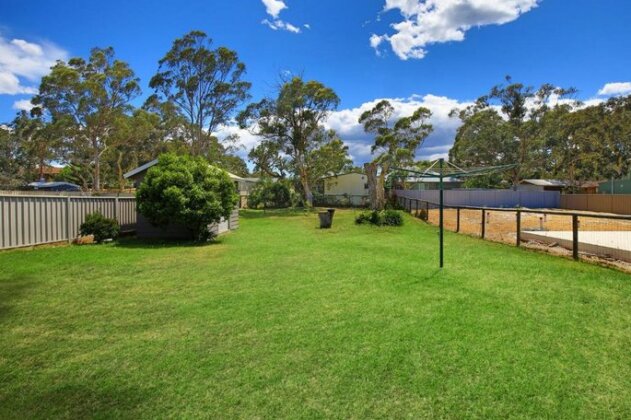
[
  {"left": 33, "top": 47, "right": 141, "bottom": 190},
  {"left": 238, "top": 76, "right": 342, "bottom": 205},
  {"left": 359, "top": 100, "right": 433, "bottom": 210},
  {"left": 248, "top": 179, "right": 293, "bottom": 209},
  {"left": 79, "top": 212, "right": 120, "bottom": 243},
  {"left": 148, "top": 30, "right": 251, "bottom": 156},
  {"left": 355, "top": 209, "right": 403, "bottom": 226},
  {"left": 137, "top": 153, "right": 238, "bottom": 241},
  {"left": 1, "top": 211, "right": 630, "bottom": 418}
]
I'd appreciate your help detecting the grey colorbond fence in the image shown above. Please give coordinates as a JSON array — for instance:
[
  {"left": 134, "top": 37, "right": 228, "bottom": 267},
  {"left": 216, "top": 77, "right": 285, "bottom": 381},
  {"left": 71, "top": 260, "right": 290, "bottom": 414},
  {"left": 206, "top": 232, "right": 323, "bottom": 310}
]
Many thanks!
[
  {"left": 0, "top": 195, "right": 136, "bottom": 250},
  {"left": 395, "top": 189, "right": 560, "bottom": 209}
]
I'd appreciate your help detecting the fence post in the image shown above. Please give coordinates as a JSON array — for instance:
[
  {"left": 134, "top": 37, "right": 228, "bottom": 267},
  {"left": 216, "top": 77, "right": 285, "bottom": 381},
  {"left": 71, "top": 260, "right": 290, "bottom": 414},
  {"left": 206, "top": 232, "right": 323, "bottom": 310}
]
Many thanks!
[
  {"left": 456, "top": 208, "right": 460, "bottom": 233},
  {"left": 114, "top": 197, "right": 120, "bottom": 225},
  {"left": 516, "top": 210, "right": 521, "bottom": 247},
  {"left": 415, "top": 199, "right": 419, "bottom": 217},
  {"left": 572, "top": 214, "right": 579, "bottom": 260},
  {"left": 66, "top": 196, "right": 72, "bottom": 243},
  {"left": 481, "top": 209, "right": 486, "bottom": 239}
]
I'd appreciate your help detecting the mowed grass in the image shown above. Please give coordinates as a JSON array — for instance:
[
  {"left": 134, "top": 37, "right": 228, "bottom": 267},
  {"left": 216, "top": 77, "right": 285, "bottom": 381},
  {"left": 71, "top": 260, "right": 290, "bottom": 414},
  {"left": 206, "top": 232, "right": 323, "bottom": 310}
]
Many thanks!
[{"left": 0, "top": 210, "right": 629, "bottom": 418}]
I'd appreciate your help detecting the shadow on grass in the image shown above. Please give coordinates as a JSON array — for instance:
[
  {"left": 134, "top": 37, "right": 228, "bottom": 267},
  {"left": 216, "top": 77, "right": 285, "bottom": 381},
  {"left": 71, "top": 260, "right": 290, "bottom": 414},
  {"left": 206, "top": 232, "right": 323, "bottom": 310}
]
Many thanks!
[
  {"left": 0, "top": 277, "right": 37, "bottom": 322},
  {"left": 113, "top": 237, "right": 226, "bottom": 250},
  {"left": 0, "top": 383, "right": 152, "bottom": 418}
]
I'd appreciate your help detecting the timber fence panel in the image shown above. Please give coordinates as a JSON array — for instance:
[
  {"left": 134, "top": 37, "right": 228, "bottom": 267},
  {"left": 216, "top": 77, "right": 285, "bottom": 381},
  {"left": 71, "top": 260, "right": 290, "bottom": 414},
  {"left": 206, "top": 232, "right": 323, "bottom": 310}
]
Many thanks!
[
  {"left": 560, "top": 194, "right": 631, "bottom": 215},
  {"left": 0, "top": 194, "right": 137, "bottom": 250}
]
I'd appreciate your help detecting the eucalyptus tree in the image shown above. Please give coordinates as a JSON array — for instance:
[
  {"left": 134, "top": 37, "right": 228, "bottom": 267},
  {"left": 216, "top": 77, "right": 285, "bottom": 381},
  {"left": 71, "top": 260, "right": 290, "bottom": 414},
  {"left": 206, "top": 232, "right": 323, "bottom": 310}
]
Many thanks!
[
  {"left": 238, "top": 77, "right": 342, "bottom": 206},
  {"left": 451, "top": 76, "right": 577, "bottom": 185},
  {"left": 9, "top": 110, "right": 62, "bottom": 181},
  {"left": 148, "top": 31, "right": 251, "bottom": 156},
  {"left": 359, "top": 100, "right": 433, "bottom": 210},
  {"left": 33, "top": 47, "right": 140, "bottom": 190}
]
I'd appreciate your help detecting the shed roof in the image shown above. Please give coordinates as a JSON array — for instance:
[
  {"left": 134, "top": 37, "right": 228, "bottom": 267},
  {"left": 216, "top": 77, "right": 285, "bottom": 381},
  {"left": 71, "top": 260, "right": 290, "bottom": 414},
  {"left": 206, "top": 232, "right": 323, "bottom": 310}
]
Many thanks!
[
  {"left": 520, "top": 179, "right": 568, "bottom": 187},
  {"left": 123, "top": 159, "right": 245, "bottom": 181}
]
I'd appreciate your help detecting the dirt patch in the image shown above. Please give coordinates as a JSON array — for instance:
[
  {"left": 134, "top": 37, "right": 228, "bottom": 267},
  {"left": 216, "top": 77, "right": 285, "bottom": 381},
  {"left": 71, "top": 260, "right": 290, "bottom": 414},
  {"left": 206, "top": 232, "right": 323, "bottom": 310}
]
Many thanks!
[{"left": 410, "top": 207, "right": 631, "bottom": 273}]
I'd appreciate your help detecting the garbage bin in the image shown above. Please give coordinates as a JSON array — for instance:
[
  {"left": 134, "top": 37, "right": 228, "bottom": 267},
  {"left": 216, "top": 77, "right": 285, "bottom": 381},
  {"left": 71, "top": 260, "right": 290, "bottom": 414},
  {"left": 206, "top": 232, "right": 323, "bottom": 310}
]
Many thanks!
[
  {"left": 318, "top": 211, "right": 332, "bottom": 229},
  {"left": 327, "top": 208, "right": 335, "bottom": 221}
]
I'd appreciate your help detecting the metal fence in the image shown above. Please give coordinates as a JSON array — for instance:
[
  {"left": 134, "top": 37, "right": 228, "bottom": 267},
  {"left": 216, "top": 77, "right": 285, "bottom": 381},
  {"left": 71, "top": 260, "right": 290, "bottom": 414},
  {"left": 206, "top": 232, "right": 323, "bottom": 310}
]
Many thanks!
[
  {"left": 397, "top": 194, "right": 631, "bottom": 269},
  {"left": 395, "top": 189, "right": 560, "bottom": 208},
  {"left": 314, "top": 194, "right": 369, "bottom": 208},
  {"left": 561, "top": 194, "right": 631, "bottom": 215},
  {"left": 0, "top": 194, "right": 136, "bottom": 250}
]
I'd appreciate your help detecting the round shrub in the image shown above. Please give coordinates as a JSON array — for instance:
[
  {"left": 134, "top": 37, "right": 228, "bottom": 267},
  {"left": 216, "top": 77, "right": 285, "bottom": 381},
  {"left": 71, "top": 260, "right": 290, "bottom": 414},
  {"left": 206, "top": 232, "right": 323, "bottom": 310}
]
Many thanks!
[
  {"left": 137, "top": 153, "right": 238, "bottom": 242},
  {"left": 248, "top": 179, "right": 293, "bottom": 209},
  {"left": 382, "top": 210, "right": 404, "bottom": 226},
  {"left": 80, "top": 212, "right": 120, "bottom": 243},
  {"left": 355, "top": 210, "right": 403, "bottom": 227}
]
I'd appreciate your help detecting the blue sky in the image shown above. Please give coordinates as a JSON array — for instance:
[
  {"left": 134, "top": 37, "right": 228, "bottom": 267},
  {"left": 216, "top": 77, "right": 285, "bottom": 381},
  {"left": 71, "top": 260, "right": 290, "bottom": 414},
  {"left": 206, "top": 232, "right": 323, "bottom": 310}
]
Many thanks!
[{"left": 2, "top": 0, "right": 631, "bottom": 163}]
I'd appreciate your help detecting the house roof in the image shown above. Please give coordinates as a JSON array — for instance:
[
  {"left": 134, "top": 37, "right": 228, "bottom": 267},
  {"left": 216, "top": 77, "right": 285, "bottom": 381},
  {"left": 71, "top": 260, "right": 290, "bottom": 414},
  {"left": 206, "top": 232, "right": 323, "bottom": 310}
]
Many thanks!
[
  {"left": 406, "top": 177, "right": 462, "bottom": 183},
  {"left": 123, "top": 159, "right": 245, "bottom": 181},
  {"left": 520, "top": 179, "right": 568, "bottom": 187},
  {"left": 28, "top": 181, "right": 81, "bottom": 191},
  {"left": 38, "top": 166, "right": 63, "bottom": 175}
]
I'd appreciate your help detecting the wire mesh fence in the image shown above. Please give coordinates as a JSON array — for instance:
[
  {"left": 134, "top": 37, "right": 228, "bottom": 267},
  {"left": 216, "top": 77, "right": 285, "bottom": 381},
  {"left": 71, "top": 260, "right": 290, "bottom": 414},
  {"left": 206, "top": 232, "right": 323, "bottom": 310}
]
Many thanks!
[{"left": 397, "top": 195, "right": 631, "bottom": 270}]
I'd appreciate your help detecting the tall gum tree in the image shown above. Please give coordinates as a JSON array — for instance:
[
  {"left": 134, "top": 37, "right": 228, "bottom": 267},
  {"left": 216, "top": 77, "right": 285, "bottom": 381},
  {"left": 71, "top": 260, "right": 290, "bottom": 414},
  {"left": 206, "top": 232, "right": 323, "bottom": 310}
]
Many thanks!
[
  {"left": 148, "top": 31, "right": 251, "bottom": 157},
  {"left": 238, "top": 77, "right": 341, "bottom": 206},
  {"left": 359, "top": 100, "right": 433, "bottom": 210},
  {"left": 33, "top": 47, "right": 140, "bottom": 190}
]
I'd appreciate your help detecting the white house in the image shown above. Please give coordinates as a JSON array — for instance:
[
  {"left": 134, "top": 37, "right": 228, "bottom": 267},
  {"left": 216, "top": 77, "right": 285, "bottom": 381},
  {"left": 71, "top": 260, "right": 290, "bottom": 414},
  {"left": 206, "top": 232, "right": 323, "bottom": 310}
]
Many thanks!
[{"left": 319, "top": 172, "right": 369, "bottom": 206}]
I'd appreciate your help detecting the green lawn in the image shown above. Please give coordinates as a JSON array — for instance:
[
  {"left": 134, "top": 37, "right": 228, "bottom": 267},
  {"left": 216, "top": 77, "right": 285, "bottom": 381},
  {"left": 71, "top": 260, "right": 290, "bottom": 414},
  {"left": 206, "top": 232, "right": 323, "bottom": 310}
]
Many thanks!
[{"left": 0, "top": 210, "right": 629, "bottom": 418}]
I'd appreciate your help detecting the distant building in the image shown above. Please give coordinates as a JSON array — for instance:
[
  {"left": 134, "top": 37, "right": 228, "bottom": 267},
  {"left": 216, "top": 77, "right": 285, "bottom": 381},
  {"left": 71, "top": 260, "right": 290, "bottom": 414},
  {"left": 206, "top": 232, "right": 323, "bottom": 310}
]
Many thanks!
[
  {"left": 123, "top": 159, "right": 240, "bottom": 239},
  {"left": 124, "top": 158, "right": 260, "bottom": 204},
  {"left": 27, "top": 181, "right": 81, "bottom": 192},
  {"left": 318, "top": 172, "right": 369, "bottom": 207},
  {"left": 517, "top": 179, "right": 567, "bottom": 192},
  {"left": 35, "top": 165, "right": 63, "bottom": 182},
  {"left": 321, "top": 172, "right": 368, "bottom": 196},
  {"left": 599, "top": 177, "right": 631, "bottom": 194}
]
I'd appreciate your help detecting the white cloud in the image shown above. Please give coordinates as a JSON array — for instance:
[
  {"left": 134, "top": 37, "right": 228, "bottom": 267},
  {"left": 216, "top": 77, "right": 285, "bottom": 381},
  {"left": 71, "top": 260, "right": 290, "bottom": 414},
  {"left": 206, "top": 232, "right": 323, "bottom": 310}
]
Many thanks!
[
  {"left": 261, "top": 0, "right": 287, "bottom": 18},
  {"left": 215, "top": 94, "right": 471, "bottom": 165},
  {"left": 372, "top": 0, "right": 540, "bottom": 60},
  {"left": 598, "top": 82, "right": 631, "bottom": 97},
  {"left": 0, "top": 36, "right": 67, "bottom": 95},
  {"left": 262, "top": 19, "right": 301, "bottom": 34},
  {"left": 12, "top": 99, "right": 34, "bottom": 112},
  {"left": 325, "top": 94, "right": 472, "bottom": 162},
  {"left": 260, "top": 0, "right": 304, "bottom": 34}
]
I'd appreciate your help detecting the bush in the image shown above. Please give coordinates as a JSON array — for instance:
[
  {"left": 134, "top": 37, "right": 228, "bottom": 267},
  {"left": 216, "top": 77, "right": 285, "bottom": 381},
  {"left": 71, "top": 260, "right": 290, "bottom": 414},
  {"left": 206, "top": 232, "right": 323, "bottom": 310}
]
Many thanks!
[
  {"left": 137, "top": 153, "right": 238, "bottom": 242},
  {"left": 382, "top": 209, "right": 404, "bottom": 226},
  {"left": 80, "top": 212, "right": 120, "bottom": 243},
  {"left": 248, "top": 179, "right": 293, "bottom": 209},
  {"left": 355, "top": 210, "right": 403, "bottom": 227}
]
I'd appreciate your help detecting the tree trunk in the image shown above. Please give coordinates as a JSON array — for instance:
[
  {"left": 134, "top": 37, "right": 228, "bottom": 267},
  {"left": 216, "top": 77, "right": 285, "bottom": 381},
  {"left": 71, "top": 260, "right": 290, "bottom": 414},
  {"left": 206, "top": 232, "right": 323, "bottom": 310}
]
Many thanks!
[
  {"left": 301, "top": 173, "right": 313, "bottom": 207},
  {"left": 117, "top": 151, "right": 125, "bottom": 191},
  {"left": 364, "top": 163, "right": 385, "bottom": 210},
  {"left": 93, "top": 152, "right": 101, "bottom": 191}
]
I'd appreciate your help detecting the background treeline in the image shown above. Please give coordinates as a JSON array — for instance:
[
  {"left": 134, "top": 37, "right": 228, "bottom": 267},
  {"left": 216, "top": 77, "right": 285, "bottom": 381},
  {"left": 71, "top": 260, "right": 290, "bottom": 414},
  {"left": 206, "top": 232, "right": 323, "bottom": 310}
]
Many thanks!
[
  {"left": 449, "top": 77, "right": 631, "bottom": 189},
  {"left": 0, "top": 31, "right": 355, "bottom": 194}
]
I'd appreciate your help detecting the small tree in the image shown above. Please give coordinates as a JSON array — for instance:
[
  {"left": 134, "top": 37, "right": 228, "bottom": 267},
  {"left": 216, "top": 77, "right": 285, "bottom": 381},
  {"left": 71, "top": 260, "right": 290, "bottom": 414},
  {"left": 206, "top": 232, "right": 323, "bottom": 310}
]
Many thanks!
[
  {"left": 137, "top": 153, "right": 238, "bottom": 241},
  {"left": 359, "top": 100, "right": 433, "bottom": 210},
  {"left": 248, "top": 179, "right": 293, "bottom": 209}
]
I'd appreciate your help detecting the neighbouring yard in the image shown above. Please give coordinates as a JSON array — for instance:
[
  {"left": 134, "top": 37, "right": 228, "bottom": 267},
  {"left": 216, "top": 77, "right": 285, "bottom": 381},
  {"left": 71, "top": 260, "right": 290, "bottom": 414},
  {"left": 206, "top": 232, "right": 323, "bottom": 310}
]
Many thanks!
[{"left": 0, "top": 210, "right": 629, "bottom": 418}]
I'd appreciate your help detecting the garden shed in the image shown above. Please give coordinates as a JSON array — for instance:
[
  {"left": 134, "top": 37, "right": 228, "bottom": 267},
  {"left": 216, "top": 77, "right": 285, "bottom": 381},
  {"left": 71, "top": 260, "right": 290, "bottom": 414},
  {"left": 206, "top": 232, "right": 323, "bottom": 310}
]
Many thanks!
[{"left": 124, "top": 160, "right": 239, "bottom": 239}]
